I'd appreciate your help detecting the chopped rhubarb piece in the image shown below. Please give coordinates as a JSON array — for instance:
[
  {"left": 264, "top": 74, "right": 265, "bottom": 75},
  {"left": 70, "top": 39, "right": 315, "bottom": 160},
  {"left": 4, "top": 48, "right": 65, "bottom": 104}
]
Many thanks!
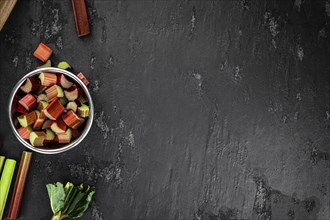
[
  {"left": 66, "top": 101, "right": 78, "bottom": 112},
  {"left": 18, "top": 94, "right": 36, "bottom": 111},
  {"left": 33, "top": 43, "right": 52, "bottom": 62},
  {"left": 37, "top": 101, "right": 48, "bottom": 111},
  {"left": 57, "top": 74, "right": 73, "bottom": 89},
  {"left": 45, "top": 85, "right": 64, "bottom": 102},
  {"left": 59, "top": 97, "right": 68, "bottom": 106},
  {"left": 77, "top": 104, "right": 89, "bottom": 118},
  {"left": 37, "top": 93, "right": 48, "bottom": 103},
  {"left": 17, "top": 126, "right": 32, "bottom": 140},
  {"left": 57, "top": 61, "right": 71, "bottom": 70},
  {"left": 42, "top": 119, "right": 52, "bottom": 130},
  {"left": 17, "top": 111, "right": 37, "bottom": 127},
  {"left": 20, "top": 78, "right": 40, "bottom": 93},
  {"left": 33, "top": 111, "right": 45, "bottom": 130},
  {"left": 77, "top": 94, "right": 87, "bottom": 104},
  {"left": 43, "top": 98, "right": 65, "bottom": 120},
  {"left": 62, "top": 110, "right": 85, "bottom": 129},
  {"left": 44, "top": 129, "right": 55, "bottom": 144},
  {"left": 71, "top": 129, "right": 81, "bottom": 139},
  {"left": 36, "top": 85, "right": 47, "bottom": 95},
  {"left": 33, "top": 117, "right": 45, "bottom": 130},
  {"left": 77, "top": 72, "right": 89, "bottom": 86},
  {"left": 50, "top": 119, "right": 67, "bottom": 134},
  {"left": 16, "top": 103, "right": 27, "bottom": 114},
  {"left": 64, "top": 87, "right": 78, "bottom": 101},
  {"left": 39, "top": 72, "right": 57, "bottom": 87},
  {"left": 29, "top": 131, "right": 46, "bottom": 146},
  {"left": 57, "top": 129, "right": 72, "bottom": 144},
  {"left": 37, "top": 60, "right": 52, "bottom": 69},
  {"left": 39, "top": 110, "right": 46, "bottom": 119}
]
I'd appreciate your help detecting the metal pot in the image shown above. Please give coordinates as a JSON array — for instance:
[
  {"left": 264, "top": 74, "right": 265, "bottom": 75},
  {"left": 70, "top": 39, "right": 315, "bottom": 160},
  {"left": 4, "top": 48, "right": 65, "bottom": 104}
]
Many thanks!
[{"left": 8, "top": 67, "right": 94, "bottom": 154}]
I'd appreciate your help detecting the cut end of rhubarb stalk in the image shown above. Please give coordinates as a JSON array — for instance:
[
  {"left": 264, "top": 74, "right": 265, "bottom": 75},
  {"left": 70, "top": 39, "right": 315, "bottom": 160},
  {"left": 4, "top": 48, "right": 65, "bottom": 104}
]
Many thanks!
[
  {"left": 43, "top": 98, "right": 65, "bottom": 120},
  {"left": 37, "top": 93, "right": 48, "bottom": 103},
  {"left": 20, "top": 78, "right": 40, "bottom": 93},
  {"left": 64, "top": 87, "right": 78, "bottom": 101},
  {"left": 44, "top": 129, "right": 55, "bottom": 143},
  {"left": 29, "top": 131, "right": 46, "bottom": 146},
  {"left": 18, "top": 94, "right": 37, "bottom": 111},
  {"left": 58, "top": 74, "right": 73, "bottom": 89},
  {"left": 37, "top": 101, "right": 49, "bottom": 111},
  {"left": 77, "top": 104, "right": 89, "bottom": 118},
  {"left": 50, "top": 119, "right": 67, "bottom": 134},
  {"left": 66, "top": 101, "right": 78, "bottom": 112},
  {"left": 39, "top": 72, "right": 57, "bottom": 87}
]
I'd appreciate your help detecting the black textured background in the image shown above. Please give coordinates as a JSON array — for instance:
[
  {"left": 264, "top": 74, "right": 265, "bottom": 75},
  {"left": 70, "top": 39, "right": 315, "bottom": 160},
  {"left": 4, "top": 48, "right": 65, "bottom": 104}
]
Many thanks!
[{"left": 0, "top": 0, "right": 330, "bottom": 219}]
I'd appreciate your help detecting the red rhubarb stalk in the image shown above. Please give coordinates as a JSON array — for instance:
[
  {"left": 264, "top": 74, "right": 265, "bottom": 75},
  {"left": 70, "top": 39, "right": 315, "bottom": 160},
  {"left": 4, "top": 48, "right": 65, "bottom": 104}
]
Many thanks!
[{"left": 7, "top": 151, "right": 32, "bottom": 220}]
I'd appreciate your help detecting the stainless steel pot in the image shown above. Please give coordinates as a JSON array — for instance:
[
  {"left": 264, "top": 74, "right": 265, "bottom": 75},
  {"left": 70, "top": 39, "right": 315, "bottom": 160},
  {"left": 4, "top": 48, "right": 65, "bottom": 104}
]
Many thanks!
[{"left": 8, "top": 67, "right": 94, "bottom": 154}]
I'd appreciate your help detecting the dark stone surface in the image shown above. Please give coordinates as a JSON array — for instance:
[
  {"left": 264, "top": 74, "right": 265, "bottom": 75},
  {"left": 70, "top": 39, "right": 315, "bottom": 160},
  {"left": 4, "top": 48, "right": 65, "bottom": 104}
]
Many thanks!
[{"left": 0, "top": 0, "right": 330, "bottom": 219}]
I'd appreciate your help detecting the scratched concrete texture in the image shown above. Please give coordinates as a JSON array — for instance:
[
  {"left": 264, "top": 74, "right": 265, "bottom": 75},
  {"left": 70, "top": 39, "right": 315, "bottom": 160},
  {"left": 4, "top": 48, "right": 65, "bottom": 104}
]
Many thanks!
[{"left": 0, "top": 0, "right": 330, "bottom": 219}]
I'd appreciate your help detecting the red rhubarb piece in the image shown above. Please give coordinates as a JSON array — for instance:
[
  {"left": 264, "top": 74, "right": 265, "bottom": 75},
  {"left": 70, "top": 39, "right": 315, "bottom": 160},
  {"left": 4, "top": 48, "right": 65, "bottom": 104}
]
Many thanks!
[
  {"left": 43, "top": 98, "right": 65, "bottom": 120},
  {"left": 18, "top": 94, "right": 37, "bottom": 111}
]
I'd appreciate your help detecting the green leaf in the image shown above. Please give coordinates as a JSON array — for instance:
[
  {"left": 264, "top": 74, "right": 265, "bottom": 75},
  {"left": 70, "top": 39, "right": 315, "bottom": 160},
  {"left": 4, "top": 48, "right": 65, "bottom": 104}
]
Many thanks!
[
  {"left": 46, "top": 182, "right": 66, "bottom": 214},
  {"left": 68, "top": 186, "right": 95, "bottom": 218},
  {"left": 47, "top": 182, "right": 95, "bottom": 219}
]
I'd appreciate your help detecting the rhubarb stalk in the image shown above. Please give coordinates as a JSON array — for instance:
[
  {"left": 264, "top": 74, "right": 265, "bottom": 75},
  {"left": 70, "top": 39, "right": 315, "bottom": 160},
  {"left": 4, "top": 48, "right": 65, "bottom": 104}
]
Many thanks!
[
  {"left": 0, "top": 159, "right": 16, "bottom": 219},
  {"left": 7, "top": 151, "right": 32, "bottom": 220},
  {"left": 0, "top": 156, "right": 5, "bottom": 173}
]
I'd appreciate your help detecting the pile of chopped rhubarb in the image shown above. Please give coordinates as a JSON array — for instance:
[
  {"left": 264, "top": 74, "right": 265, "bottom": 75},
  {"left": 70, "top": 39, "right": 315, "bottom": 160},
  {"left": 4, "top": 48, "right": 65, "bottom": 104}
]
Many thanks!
[
  {"left": 13, "top": 43, "right": 91, "bottom": 148},
  {"left": 15, "top": 71, "right": 90, "bottom": 147}
]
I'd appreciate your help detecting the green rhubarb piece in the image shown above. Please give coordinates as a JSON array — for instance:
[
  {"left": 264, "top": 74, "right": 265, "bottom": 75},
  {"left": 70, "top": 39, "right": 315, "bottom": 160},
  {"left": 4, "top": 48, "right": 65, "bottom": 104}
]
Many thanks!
[
  {"left": 66, "top": 129, "right": 72, "bottom": 141},
  {"left": 38, "top": 100, "right": 49, "bottom": 110},
  {"left": 0, "top": 159, "right": 16, "bottom": 219},
  {"left": 37, "top": 60, "right": 52, "bottom": 69},
  {"left": 46, "top": 129, "right": 55, "bottom": 141},
  {"left": 77, "top": 104, "right": 89, "bottom": 118},
  {"left": 56, "top": 85, "right": 64, "bottom": 98},
  {"left": 66, "top": 101, "right": 77, "bottom": 112},
  {"left": 0, "top": 156, "right": 5, "bottom": 173},
  {"left": 35, "top": 110, "right": 40, "bottom": 117},
  {"left": 17, "top": 115, "right": 28, "bottom": 127},
  {"left": 29, "top": 131, "right": 46, "bottom": 146},
  {"left": 59, "top": 96, "right": 68, "bottom": 106},
  {"left": 57, "top": 61, "right": 71, "bottom": 70}
]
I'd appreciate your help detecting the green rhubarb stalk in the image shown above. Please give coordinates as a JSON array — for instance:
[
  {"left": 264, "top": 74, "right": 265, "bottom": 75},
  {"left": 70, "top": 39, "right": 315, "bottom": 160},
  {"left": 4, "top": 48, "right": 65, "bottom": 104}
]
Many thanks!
[
  {"left": 0, "top": 159, "right": 16, "bottom": 219},
  {"left": 0, "top": 156, "right": 5, "bottom": 174}
]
